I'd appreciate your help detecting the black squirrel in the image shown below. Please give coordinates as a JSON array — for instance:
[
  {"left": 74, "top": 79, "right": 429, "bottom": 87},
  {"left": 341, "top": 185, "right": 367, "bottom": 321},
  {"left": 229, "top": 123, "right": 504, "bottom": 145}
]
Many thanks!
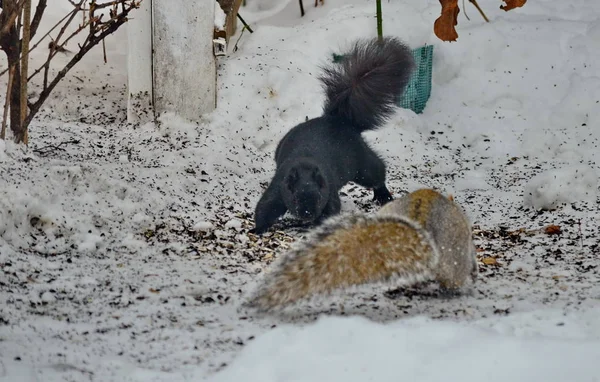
[
  {"left": 246, "top": 189, "right": 479, "bottom": 311},
  {"left": 252, "top": 37, "right": 416, "bottom": 234}
]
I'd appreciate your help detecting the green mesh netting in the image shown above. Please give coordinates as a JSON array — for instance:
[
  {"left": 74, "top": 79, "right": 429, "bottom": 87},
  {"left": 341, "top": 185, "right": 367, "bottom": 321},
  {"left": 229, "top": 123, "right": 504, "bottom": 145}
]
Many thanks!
[
  {"left": 331, "top": 44, "right": 434, "bottom": 114},
  {"left": 399, "top": 45, "right": 433, "bottom": 114}
]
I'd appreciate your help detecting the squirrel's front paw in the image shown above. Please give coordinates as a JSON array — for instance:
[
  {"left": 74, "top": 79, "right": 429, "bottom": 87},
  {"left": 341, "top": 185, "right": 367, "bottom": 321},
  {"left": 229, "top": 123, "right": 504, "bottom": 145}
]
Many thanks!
[
  {"left": 249, "top": 225, "right": 267, "bottom": 235},
  {"left": 373, "top": 186, "right": 393, "bottom": 205}
]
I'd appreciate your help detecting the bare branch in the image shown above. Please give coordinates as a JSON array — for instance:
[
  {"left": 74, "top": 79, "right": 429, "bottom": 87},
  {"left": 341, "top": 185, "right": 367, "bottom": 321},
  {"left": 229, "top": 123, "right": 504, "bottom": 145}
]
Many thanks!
[
  {"left": 33, "top": 138, "right": 80, "bottom": 156},
  {"left": 23, "top": 8, "right": 79, "bottom": 80},
  {"left": 2, "top": 0, "right": 142, "bottom": 143},
  {"left": 43, "top": 0, "right": 83, "bottom": 90},
  {"left": 55, "top": 0, "right": 84, "bottom": 45},
  {"left": 0, "top": 6, "right": 77, "bottom": 78},
  {"left": 25, "top": 1, "right": 141, "bottom": 128},
  {"left": 29, "top": 0, "right": 47, "bottom": 38},
  {"left": 0, "top": 0, "right": 27, "bottom": 39},
  {"left": 92, "top": 1, "right": 129, "bottom": 10}
]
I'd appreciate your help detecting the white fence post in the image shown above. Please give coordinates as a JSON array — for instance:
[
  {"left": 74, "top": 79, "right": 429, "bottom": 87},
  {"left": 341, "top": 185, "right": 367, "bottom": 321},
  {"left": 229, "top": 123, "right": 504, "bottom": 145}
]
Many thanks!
[
  {"left": 127, "top": 0, "right": 217, "bottom": 124},
  {"left": 152, "top": 0, "right": 217, "bottom": 121},
  {"left": 127, "top": 0, "right": 153, "bottom": 124}
]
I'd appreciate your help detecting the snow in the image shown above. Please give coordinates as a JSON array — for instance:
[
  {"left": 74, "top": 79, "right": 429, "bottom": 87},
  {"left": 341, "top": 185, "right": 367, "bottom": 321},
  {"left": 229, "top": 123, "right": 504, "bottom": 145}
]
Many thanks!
[
  {"left": 224, "top": 218, "right": 243, "bottom": 230},
  {"left": 209, "top": 310, "right": 600, "bottom": 382},
  {"left": 524, "top": 165, "right": 598, "bottom": 210},
  {"left": 192, "top": 221, "right": 215, "bottom": 232},
  {"left": 1, "top": 0, "right": 599, "bottom": 381},
  {"left": 214, "top": 2, "right": 227, "bottom": 31},
  {"left": 0, "top": 139, "right": 6, "bottom": 161}
]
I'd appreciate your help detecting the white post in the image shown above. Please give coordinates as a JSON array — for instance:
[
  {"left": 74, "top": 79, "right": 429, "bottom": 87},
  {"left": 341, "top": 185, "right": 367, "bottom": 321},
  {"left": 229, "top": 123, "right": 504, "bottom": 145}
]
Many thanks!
[
  {"left": 152, "top": 0, "right": 217, "bottom": 121},
  {"left": 127, "top": 0, "right": 153, "bottom": 124}
]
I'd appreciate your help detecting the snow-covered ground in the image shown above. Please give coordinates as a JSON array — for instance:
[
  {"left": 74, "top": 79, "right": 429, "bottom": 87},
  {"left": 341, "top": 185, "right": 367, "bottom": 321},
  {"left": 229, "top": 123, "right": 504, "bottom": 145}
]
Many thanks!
[{"left": 1, "top": 0, "right": 599, "bottom": 381}]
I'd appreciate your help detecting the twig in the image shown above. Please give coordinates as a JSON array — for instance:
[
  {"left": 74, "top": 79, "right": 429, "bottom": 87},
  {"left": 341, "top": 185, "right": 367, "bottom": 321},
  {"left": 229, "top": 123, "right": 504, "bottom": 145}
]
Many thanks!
[
  {"left": 102, "top": 37, "right": 107, "bottom": 63},
  {"left": 24, "top": 3, "right": 139, "bottom": 128},
  {"left": 28, "top": 248, "right": 71, "bottom": 257},
  {"left": 0, "top": 7, "right": 77, "bottom": 78},
  {"left": 1, "top": 66, "right": 16, "bottom": 140},
  {"left": 16, "top": 2, "right": 22, "bottom": 38},
  {"left": 468, "top": 0, "right": 489, "bottom": 22},
  {"left": 298, "top": 0, "right": 305, "bottom": 17},
  {"left": 578, "top": 219, "right": 583, "bottom": 250},
  {"left": 376, "top": 0, "right": 383, "bottom": 40},
  {"left": 89, "top": 1, "right": 128, "bottom": 10},
  {"left": 232, "top": 25, "right": 247, "bottom": 53},
  {"left": 2, "top": 1, "right": 128, "bottom": 80},
  {"left": 79, "top": 0, "right": 86, "bottom": 25},
  {"left": 42, "top": 0, "right": 84, "bottom": 90},
  {"left": 89, "top": 0, "right": 95, "bottom": 34},
  {"left": 32, "top": 138, "right": 80, "bottom": 155},
  {"left": 29, "top": 0, "right": 47, "bottom": 39},
  {"left": 462, "top": 0, "right": 470, "bottom": 21},
  {"left": 236, "top": 13, "right": 253, "bottom": 33}
]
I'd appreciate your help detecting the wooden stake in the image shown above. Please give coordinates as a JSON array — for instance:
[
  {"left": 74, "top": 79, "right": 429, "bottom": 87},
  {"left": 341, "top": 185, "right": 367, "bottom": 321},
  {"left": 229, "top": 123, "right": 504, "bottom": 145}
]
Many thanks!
[
  {"left": 102, "top": 37, "right": 107, "bottom": 63},
  {"left": 1, "top": 66, "right": 16, "bottom": 140},
  {"left": 20, "top": 0, "right": 32, "bottom": 144},
  {"left": 376, "top": 0, "right": 382, "bottom": 39}
]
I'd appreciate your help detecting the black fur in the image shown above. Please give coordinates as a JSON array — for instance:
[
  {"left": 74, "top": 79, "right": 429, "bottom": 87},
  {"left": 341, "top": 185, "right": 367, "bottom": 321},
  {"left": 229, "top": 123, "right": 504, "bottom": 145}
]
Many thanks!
[{"left": 252, "top": 37, "right": 415, "bottom": 234}]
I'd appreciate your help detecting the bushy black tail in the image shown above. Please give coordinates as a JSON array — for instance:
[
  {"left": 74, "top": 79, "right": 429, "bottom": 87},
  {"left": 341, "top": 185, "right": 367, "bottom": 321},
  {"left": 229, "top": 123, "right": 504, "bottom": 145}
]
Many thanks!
[{"left": 320, "top": 37, "right": 415, "bottom": 132}]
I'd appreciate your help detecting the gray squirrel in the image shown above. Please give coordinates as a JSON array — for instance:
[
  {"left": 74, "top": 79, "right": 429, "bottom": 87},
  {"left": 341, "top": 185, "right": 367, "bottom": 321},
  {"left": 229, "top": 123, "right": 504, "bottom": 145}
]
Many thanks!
[
  {"left": 251, "top": 37, "right": 416, "bottom": 234},
  {"left": 247, "top": 189, "right": 479, "bottom": 311}
]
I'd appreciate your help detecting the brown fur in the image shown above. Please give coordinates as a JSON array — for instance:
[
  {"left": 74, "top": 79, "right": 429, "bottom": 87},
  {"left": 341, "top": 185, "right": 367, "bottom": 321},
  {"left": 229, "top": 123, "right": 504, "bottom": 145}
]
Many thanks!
[
  {"left": 378, "top": 189, "right": 478, "bottom": 290},
  {"left": 246, "top": 189, "right": 478, "bottom": 312},
  {"left": 246, "top": 216, "right": 437, "bottom": 312}
]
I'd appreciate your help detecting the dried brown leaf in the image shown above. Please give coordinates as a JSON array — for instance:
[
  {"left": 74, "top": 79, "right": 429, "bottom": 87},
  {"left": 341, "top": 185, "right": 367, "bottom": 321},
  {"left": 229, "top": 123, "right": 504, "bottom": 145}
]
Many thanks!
[
  {"left": 481, "top": 256, "right": 500, "bottom": 266},
  {"left": 434, "top": 0, "right": 460, "bottom": 42},
  {"left": 544, "top": 225, "right": 562, "bottom": 235},
  {"left": 500, "top": 0, "right": 527, "bottom": 11}
]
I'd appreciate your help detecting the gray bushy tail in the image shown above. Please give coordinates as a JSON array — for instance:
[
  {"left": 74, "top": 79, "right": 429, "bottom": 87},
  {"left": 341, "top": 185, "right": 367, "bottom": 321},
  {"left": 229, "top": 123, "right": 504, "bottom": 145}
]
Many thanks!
[{"left": 320, "top": 37, "right": 415, "bottom": 132}]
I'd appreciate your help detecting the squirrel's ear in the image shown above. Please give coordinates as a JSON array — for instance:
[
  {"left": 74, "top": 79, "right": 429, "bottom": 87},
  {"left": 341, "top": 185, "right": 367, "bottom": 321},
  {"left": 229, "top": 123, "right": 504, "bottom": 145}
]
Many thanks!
[{"left": 447, "top": 194, "right": 454, "bottom": 201}]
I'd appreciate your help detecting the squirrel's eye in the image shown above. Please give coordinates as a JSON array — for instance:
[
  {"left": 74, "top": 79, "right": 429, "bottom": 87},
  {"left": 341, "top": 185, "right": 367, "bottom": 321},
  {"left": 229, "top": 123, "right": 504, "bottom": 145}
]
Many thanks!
[{"left": 316, "top": 175, "right": 326, "bottom": 189}]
